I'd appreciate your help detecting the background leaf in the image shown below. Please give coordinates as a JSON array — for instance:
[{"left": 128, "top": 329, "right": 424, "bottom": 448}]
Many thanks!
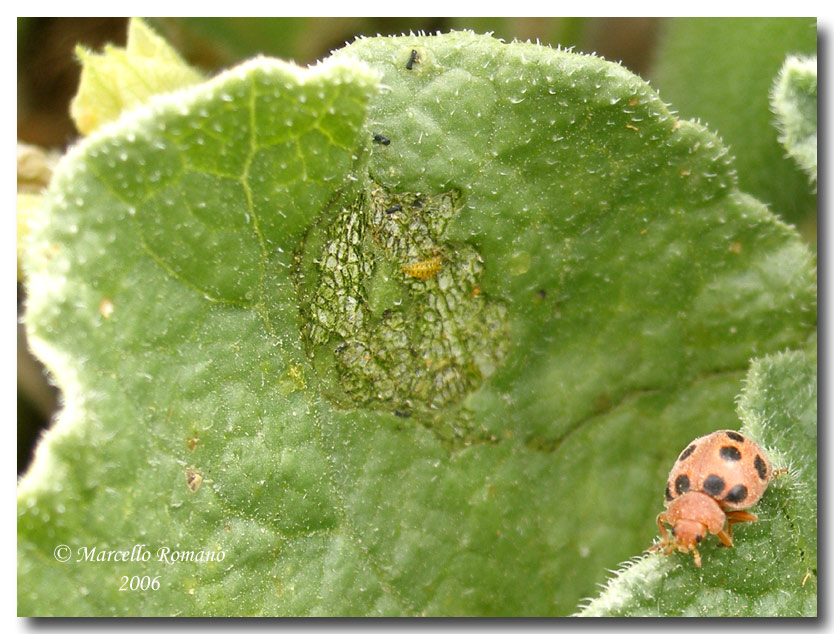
[
  {"left": 576, "top": 346, "right": 817, "bottom": 616},
  {"left": 771, "top": 55, "right": 817, "bottom": 187},
  {"left": 19, "top": 30, "right": 815, "bottom": 616},
  {"left": 650, "top": 17, "right": 817, "bottom": 237},
  {"left": 70, "top": 18, "right": 203, "bottom": 135}
]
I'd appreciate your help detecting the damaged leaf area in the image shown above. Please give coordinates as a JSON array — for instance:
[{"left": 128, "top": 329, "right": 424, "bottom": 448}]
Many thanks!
[
  {"left": 295, "top": 184, "right": 509, "bottom": 442},
  {"left": 19, "top": 26, "right": 815, "bottom": 616}
]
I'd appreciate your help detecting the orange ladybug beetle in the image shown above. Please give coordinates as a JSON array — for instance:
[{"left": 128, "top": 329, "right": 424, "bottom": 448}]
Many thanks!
[{"left": 651, "top": 429, "right": 781, "bottom": 567}]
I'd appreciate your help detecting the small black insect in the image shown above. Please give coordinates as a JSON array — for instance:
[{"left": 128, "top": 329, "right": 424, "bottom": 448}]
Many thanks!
[
  {"left": 385, "top": 204, "right": 402, "bottom": 214},
  {"left": 406, "top": 49, "right": 419, "bottom": 70},
  {"left": 536, "top": 289, "right": 547, "bottom": 299},
  {"left": 394, "top": 410, "right": 412, "bottom": 418},
  {"left": 373, "top": 133, "right": 391, "bottom": 145}
]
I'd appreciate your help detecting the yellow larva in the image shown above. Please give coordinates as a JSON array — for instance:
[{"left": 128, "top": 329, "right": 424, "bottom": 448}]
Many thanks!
[{"left": 402, "top": 255, "right": 442, "bottom": 279}]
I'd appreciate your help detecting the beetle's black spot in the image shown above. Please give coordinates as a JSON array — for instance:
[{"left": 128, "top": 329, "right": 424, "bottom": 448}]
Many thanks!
[
  {"left": 678, "top": 444, "right": 697, "bottom": 462},
  {"left": 725, "top": 431, "right": 745, "bottom": 443},
  {"left": 724, "top": 484, "right": 748, "bottom": 504},
  {"left": 675, "top": 474, "right": 690, "bottom": 495},
  {"left": 665, "top": 485, "right": 673, "bottom": 501},
  {"left": 406, "top": 49, "right": 419, "bottom": 70},
  {"left": 719, "top": 445, "right": 742, "bottom": 461},
  {"left": 703, "top": 474, "right": 726, "bottom": 496},
  {"left": 754, "top": 455, "right": 768, "bottom": 480},
  {"left": 373, "top": 134, "right": 391, "bottom": 145}
]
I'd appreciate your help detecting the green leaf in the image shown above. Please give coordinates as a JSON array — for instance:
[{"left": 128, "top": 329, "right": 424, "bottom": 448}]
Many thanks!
[
  {"left": 70, "top": 18, "right": 203, "bottom": 134},
  {"left": 650, "top": 18, "right": 817, "bottom": 230},
  {"left": 771, "top": 55, "right": 817, "bottom": 188},
  {"left": 148, "top": 17, "right": 321, "bottom": 66},
  {"left": 19, "top": 31, "right": 815, "bottom": 616},
  {"left": 576, "top": 346, "right": 817, "bottom": 616}
]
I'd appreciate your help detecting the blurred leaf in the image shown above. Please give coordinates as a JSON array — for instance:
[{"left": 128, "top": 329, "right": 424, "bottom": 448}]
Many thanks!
[
  {"left": 148, "top": 17, "right": 446, "bottom": 69},
  {"left": 17, "top": 143, "right": 60, "bottom": 280},
  {"left": 576, "top": 346, "right": 817, "bottom": 616},
  {"left": 70, "top": 18, "right": 202, "bottom": 134},
  {"left": 149, "top": 17, "right": 318, "bottom": 67},
  {"left": 17, "top": 193, "right": 41, "bottom": 280},
  {"left": 17, "top": 142, "right": 59, "bottom": 191},
  {"left": 446, "top": 17, "right": 589, "bottom": 50},
  {"left": 19, "top": 30, "right": 815, "bottom": 616},
  {"left": 771, "top": 55, "right": 817, "bottom": 187},
  {"left": 651, "top": 18, "right": 817, "bottom": 230}
]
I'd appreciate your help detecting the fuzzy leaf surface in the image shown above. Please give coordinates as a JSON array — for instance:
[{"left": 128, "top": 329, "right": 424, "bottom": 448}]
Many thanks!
[
  {"left": 771, "top": 55, "right": 817, "bottom": 186},
  {"left": 19, "top": 32, "right": 815, "bottom": 616}
]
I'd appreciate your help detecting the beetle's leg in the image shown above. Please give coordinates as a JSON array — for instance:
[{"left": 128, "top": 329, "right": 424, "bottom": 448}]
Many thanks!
[
  {"left": 656, "top": 513, "right": 669, "bottom": 539},
  {"left": 725, "top": 510, "right": 757, "bottom": 527},
  {"left": 716, "top": 528, "right": 734, "bottom": 548},
  {"left": 648, "top": 513, "right": 672, "bottom": 554},
  {"left": 726, "top": 510, "right": 757, "bottom": 538},
  {"left": 715, "top": 510, "right": 757, "bottom": 546}
]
